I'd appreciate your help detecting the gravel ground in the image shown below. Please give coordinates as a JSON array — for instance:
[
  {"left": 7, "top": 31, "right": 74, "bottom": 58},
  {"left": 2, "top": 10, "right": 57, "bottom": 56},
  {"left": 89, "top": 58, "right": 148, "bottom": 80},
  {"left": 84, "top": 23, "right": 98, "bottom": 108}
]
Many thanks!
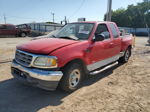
[
  {"left": 0, "top": 36, "right": 150, "bottom": 112},
  {"left": 0, "top": 37, "right": 31, "bottom": 62}
]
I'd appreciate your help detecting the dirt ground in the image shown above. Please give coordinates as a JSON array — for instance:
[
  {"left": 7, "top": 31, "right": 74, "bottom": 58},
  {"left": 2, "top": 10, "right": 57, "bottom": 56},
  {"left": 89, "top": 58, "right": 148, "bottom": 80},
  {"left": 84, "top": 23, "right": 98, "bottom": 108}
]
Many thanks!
[{"left": 0, "top": 37, "right": 150, "bottom": 112}]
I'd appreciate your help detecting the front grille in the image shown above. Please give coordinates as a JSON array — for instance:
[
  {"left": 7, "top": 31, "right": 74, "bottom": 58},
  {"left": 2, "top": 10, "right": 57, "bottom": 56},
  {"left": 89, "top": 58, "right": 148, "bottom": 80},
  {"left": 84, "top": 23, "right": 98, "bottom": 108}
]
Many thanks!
[{"left": 15, "top": 50, "right": 33, "bottom": 67}]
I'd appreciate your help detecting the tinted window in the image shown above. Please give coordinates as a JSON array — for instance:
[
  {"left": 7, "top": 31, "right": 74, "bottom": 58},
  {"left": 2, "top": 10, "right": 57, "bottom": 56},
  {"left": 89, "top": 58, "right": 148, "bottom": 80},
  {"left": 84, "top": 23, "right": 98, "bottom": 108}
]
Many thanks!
[
  {"left": 110, "top": 24, "right": 119, "bottom": 38},
  {"left": 95, "top": 24, "right": 110, "bottom": 39},
  {"left": 17, "top": 24, "right": 27, "bottom": 29}
]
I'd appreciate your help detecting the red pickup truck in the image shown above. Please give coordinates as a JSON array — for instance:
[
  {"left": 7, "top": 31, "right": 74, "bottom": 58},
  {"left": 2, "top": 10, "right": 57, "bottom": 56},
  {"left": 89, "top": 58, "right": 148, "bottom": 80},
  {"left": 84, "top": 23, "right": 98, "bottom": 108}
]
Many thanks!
[
  {"left": 11, "top": 21, "right": 132, "bottom": 92},
  {"left": 0, "top": 24, "right": 31, "bottom": 37}
]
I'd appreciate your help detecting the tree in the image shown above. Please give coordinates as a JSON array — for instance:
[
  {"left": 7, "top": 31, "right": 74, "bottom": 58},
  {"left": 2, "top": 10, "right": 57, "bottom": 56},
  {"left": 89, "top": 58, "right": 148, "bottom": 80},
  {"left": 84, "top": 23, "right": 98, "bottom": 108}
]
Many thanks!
[
  {"left": 111, "top": 8, "right": 130, "bottom": 27},
  {"left": 105, "top": 2, "right": 150, "bottom": 28}
]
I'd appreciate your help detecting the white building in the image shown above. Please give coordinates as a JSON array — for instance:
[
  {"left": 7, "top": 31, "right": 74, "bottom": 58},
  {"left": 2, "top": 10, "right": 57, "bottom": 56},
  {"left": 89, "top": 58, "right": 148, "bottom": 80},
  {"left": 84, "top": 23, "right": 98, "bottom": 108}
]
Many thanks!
[{"left": 25, "top": 22, "right": 63, "bottom": 32}]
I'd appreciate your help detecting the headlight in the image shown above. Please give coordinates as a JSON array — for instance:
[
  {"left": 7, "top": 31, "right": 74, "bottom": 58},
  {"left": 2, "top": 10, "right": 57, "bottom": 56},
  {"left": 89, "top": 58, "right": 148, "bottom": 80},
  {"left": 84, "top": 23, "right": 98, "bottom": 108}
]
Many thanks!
[{"left": 33, "top": 56, "right": 57, "bottom": 68}]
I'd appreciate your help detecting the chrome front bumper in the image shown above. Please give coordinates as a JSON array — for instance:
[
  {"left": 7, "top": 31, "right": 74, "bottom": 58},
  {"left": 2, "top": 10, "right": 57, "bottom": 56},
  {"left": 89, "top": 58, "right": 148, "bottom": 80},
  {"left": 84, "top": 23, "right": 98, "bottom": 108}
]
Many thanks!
[{"left": 11, "top": 60, "right": 63, "bottom": 90}]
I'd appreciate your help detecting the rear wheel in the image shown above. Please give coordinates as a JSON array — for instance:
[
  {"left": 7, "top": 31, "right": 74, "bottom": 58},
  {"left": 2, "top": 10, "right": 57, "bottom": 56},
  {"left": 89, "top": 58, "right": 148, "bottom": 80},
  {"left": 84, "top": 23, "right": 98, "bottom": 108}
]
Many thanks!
[
  {"left": 59, "top": 63, "right": 84, "bottom": 92},
  {"left": 119, "top": 48, "right": 131, "bottom": 63},
  {"left": 20, "top": 32, "right": 26, "bottom": 37}
]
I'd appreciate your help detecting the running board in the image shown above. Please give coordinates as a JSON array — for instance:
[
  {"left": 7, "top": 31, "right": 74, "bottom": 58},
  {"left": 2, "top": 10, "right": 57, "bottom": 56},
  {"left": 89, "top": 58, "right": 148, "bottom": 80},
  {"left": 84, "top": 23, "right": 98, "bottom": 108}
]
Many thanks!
[{"left": 90, "top": 62, "right": 118, "bottom": 75}]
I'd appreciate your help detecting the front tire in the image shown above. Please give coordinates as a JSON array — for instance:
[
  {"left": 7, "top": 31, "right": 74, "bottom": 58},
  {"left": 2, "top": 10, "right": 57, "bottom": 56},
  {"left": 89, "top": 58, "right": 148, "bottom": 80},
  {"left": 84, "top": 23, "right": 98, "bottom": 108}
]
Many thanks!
[{"left": 59, "top": 63, "right": 84, "bottom": 92}]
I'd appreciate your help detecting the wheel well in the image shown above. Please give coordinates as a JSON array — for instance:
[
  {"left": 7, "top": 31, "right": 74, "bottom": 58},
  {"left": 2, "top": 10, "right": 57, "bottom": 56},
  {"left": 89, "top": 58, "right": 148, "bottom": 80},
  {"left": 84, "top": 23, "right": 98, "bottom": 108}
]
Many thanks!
[
  {"left": 128, "top": 45, "right": 132, "bottom": 50},
  {"left": 61, "top": 59, "right": 88, "bottom": 75},
  {"left": 19, "top": 32, "right": 26, "bottom": 35},
  {"left": 20, "top": 32, "right": 26, "bottom": 34}
]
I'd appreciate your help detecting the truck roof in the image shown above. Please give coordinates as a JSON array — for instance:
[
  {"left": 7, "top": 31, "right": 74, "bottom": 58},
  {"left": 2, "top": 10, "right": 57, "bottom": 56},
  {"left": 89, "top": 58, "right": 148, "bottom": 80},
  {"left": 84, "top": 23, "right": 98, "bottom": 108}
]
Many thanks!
[{"left": 0, "top": 24, "right": 15, "bottom": 26}]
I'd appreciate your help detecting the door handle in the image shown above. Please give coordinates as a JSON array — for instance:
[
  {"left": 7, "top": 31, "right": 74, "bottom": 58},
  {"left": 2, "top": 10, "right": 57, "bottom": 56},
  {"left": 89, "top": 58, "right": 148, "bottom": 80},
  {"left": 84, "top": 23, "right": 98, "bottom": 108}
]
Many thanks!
[
  {"left": 110, "top": 43, "right": 114, "bottom": 45},
  {"left": 109, "top": 43, "right": 115, "bottom": 47}
]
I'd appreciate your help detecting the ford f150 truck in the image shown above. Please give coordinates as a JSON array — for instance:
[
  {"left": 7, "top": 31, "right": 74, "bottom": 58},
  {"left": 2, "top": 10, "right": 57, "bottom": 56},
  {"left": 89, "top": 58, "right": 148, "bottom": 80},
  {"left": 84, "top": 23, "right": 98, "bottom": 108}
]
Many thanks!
[{"left": 11, "top": 21, "right": 132, "bottom": 92}]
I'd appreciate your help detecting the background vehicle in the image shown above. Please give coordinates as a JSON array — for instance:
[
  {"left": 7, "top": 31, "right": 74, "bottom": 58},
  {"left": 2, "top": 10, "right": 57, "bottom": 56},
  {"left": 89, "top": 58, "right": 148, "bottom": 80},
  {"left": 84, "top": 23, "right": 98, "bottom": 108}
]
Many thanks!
[
  {"left": 11, "top": 21, "right": 133, "bottom": 92},
  {"left": 16, "top": 24, "right": 31, "bottom": 37},
  {"left": 0, "top": 24, "right": 31, "bottom": 37}
]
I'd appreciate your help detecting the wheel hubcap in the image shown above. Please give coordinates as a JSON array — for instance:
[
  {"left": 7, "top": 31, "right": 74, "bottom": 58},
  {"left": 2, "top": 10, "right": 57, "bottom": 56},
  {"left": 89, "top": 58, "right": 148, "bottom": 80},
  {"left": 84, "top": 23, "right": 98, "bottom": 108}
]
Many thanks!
[
  {"left": 69, "top": 69, "right": 81, "bottom": 88},
  {"left": 22, "top": 33, "right": 25, "bottom": 37}
]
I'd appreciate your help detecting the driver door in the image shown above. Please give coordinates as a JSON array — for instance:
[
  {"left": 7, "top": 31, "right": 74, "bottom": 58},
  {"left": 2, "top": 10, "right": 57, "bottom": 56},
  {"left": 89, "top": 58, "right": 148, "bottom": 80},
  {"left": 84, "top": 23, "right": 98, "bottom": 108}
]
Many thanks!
[{"left": 87, "top": 24, "right": 115, "bottom": 71}]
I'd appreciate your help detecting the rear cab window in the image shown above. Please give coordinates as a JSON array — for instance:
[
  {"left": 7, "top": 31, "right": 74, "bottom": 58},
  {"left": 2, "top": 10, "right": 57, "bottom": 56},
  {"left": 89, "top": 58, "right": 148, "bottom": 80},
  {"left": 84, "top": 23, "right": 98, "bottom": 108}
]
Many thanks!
[{"left": 109, "top": 23, "right": 119, "bottom": 38}]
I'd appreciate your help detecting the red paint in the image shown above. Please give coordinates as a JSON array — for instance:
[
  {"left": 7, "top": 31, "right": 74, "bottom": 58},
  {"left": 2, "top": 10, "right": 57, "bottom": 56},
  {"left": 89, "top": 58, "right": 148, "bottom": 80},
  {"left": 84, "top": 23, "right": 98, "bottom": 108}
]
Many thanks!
[
  {"left": 16, "top": 21, "right": 132, "bottom": 68},
  {"left": 17, "top": 38, "right": 79, "bottom": 54}
]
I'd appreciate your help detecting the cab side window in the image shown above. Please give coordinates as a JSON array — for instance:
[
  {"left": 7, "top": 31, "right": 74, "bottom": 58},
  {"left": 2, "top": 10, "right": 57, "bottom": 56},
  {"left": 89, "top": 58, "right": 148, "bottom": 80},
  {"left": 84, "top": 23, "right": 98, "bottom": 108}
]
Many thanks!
[
  {"left": 110, "top": 23, "right": 119, "bottom": 38},
  {"left": 95, "top": 24, "right": 110, "bottom": 39}
]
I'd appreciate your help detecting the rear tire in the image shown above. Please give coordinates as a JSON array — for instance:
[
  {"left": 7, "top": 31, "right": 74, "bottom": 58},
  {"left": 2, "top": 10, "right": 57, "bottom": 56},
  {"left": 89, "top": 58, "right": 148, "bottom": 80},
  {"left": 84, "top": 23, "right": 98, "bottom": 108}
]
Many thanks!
[
  {"left": 20, "top": 32, "right": 26, "bottom": 37},
  {"left": 59, "top": 62, "right": 84, "bottom": 92},
  {"left": 118, "top": 48, "right": 131, "bottom": 63}
]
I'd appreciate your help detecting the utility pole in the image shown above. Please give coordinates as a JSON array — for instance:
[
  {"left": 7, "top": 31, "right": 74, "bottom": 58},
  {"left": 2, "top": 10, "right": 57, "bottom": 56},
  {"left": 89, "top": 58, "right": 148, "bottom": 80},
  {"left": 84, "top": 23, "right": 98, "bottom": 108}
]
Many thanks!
[
  {"left": 60, "top": 16, "right": 67, "bottom": 25},
  {"left": 3, "top": 14, "right": 6, "bottom": 24},
  {"left": 106, "top": 0, "right": 112, "bottom": 21},
  {"left": 64, "top": 16, "right": 67, "bottom": 25},
  {"left": 51, "top": 12, "right": 55, "bottom": 23}
]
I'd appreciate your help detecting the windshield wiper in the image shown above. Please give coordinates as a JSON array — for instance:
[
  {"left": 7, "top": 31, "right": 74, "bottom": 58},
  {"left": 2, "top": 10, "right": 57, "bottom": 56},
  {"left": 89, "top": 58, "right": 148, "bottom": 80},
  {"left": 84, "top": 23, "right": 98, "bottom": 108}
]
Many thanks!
[{"left": 58, "top": 36, "right": 78, "bottom": 40}]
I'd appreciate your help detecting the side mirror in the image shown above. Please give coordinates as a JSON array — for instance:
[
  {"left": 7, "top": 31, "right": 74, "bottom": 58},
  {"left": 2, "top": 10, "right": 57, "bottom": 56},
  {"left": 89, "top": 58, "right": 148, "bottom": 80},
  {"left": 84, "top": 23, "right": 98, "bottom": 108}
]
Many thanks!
[
  {"left": 93, "top": 34, "right": 105, "bottom": 42},
  {"left": 120, "top": 32, "right": 122, "bottom": 36}
]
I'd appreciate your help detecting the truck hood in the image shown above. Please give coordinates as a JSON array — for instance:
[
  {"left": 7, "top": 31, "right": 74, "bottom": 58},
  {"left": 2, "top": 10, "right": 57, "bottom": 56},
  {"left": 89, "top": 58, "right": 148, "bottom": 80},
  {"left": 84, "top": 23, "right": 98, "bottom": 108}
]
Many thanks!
[{"left": 17, "top": 38, "right": 79, "bottom": 54}]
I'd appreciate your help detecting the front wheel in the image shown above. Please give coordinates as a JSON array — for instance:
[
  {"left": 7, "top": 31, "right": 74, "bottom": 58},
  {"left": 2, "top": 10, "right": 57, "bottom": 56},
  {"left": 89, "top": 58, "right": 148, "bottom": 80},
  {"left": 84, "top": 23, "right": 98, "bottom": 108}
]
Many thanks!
[
  {"left": 59, "top": 63, "right": 84, "bottom": 92},
  {"left": 118, "top": 48, "right": 131, "bottom": 63}
]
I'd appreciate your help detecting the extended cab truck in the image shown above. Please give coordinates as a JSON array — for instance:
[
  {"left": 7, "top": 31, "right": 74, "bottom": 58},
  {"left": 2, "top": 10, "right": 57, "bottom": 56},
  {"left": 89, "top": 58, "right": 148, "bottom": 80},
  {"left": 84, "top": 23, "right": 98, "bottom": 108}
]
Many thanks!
[
  {"left": 11, "top": 21, "right": 132, "bottom": 92},
  {"left": 0, "top": 24, "right": 30, "bottom": 37}
]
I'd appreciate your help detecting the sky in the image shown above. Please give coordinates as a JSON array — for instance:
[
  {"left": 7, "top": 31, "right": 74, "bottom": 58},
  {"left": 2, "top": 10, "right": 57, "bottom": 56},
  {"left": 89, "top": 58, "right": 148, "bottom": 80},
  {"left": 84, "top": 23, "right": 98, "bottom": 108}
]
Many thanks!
[{"left": 0, "top": 0, "right": 143, "bottom": 25}]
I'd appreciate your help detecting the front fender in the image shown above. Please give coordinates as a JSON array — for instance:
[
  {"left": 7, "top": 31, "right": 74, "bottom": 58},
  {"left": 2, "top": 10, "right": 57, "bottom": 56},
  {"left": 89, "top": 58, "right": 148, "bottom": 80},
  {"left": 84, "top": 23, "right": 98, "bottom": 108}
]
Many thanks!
[{"left": 50, "top": 41, "right": 90, "bottom": 68}]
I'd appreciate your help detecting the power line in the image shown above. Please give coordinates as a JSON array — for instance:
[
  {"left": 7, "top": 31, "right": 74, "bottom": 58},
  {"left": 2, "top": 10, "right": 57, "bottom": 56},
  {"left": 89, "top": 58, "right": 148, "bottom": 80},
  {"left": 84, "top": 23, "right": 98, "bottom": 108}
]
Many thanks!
[
  {"left": 68, "top": 0, "right": 85, "bottom": 19},
  {"left": 1, "top": 0, "right": 86, "bottom": 24},
  {"left": 5, "top": 15, "right": 37, "bottom": 20},
  {"left": 5, "top": 15, "right": 63, "bottom": 23}
]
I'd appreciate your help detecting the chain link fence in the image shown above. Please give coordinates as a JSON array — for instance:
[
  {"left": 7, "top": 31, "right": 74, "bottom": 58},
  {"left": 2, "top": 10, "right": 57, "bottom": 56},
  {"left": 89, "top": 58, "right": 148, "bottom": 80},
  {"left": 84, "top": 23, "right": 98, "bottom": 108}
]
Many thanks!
[{"left": 119, "top": 27, "right": 150, "bottom": 36}]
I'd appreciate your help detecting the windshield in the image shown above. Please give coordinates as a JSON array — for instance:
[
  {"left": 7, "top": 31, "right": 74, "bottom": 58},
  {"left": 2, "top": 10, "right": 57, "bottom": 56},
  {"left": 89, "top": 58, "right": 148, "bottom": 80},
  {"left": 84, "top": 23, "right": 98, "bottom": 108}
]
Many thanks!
[{"left": 55, "top": 23, "right": 94, "bottom": 40}]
